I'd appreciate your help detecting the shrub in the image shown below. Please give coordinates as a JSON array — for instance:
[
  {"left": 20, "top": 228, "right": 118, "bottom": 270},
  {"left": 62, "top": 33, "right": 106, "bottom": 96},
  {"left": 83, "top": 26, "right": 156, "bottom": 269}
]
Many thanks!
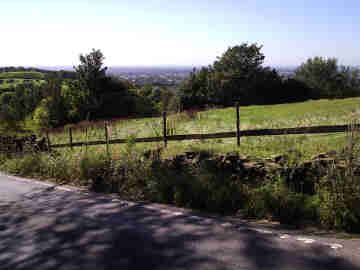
[
  {"left": 243, "top": 175, "right": 317, "bottom": 225},
  {"left": 42, "top": 152, "right": 72, "bottom": 182},
  {"left": 33, "top": 101, "right": 51, "bottom": 130},
  {"left": 1, "top": 153, "right": 44, "bottom": 176},
  {"left": 79, "top": 153, "right": 112, "bottom": 191},
  {"left": 146, "top": 157, "right": 245, "bottom": 213},
  {"left": 315, "top": 126, "right": 360, "bottom": 231},
  {"left": 316, "top": 166, "right": 360, "bottom": 232}
]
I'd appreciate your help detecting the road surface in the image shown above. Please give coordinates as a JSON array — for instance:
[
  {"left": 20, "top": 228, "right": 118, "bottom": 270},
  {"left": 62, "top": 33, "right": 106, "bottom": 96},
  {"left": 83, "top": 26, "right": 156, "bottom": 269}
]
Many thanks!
[{"left": 0, "top": 173, "right": 360, "bottom": 270}]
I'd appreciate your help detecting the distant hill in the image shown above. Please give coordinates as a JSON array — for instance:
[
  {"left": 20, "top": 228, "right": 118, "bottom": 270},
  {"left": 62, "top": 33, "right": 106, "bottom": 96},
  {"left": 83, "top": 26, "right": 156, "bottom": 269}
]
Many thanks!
[
  {"left": 0, "top": 71, "right": 44, "bottom": 80},
  {"left": 0, "top": 67, "right": 76, "bottom": 79}
]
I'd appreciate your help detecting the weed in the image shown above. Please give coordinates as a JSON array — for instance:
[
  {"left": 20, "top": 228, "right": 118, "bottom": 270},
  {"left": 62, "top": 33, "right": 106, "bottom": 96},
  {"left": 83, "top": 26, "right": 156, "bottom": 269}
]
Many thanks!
[{"left": 315, "top": 123, "right": 360, "bottom": 231}]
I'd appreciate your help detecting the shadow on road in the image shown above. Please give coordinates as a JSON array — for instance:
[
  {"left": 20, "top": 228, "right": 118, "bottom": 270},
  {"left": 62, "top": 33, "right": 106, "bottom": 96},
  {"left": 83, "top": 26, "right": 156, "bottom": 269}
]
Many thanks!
[{"left": 0, "top": 186, "right": 358, "bottom": 270}]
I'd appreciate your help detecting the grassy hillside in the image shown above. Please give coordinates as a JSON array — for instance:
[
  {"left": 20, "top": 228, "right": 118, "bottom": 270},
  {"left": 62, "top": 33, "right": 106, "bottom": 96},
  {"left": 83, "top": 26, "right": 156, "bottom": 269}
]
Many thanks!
[
  {"left": 0, "top": 71, "right": 46, "bottom": 90},
  {"left": 0, "top": 78, "right": 45, "bottom": 90},
  {"left": 0, "top": 71, "right": 45, "bottom": 79},
  {"left": 48, "top": 97, "right": 360, "bottom": 159}
]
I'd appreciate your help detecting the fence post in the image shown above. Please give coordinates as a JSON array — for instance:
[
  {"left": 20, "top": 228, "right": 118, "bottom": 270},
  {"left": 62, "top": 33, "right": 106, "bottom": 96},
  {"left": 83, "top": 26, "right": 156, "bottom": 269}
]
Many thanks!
[
  {"left": 46, "top": 130, "right": 51, "bottom": 152},
  {"left": 236, "top": 102, "right": 240, "bottom": 147},
  {"left": 85, "top": 127, "right": 88, "bottom": 154},
  {"left": 69, "top": 127, "right": 73, "bottom": 150},
  {"left": 163, "top": 111, "right": 167, "bottom": 148},
  {"left": 105, "top": 122, "right": 110, "bottom": 159}
]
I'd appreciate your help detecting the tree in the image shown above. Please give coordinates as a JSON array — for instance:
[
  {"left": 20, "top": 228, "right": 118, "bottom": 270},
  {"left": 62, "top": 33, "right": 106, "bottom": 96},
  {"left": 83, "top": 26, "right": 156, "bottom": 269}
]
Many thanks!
[
  {"left": 62, "top": 79, "right": 95, "bottom": 122},
  {"left": 213, "top": 43, "right": 265, "bottom": 76},
  {"left": 212, "top": 43, "right": 265, "bottom": 105},
  {"left": 178, "top": 67, "right": 211, "bottom": 109},
  {"left": 74, "top": 48, "right": 107, "bottom": 99},
  {"left": 72, "top": 49, "right": 108, "bottom": 118},
  {"left": 294, "top": 57, "right": 360, "bottom": 98},
  {"left": 178, "top": 43, "right": 270, "bottom": 108},
  {"left": 33, "top": 75, "right": 67, "bottom": 128}
]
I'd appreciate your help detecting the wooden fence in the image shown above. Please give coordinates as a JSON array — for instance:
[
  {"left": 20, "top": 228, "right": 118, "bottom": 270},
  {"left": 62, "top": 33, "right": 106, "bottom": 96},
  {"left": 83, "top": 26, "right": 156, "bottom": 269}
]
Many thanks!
[
  {"left": 49, "top": 104, "right": 359, "bottom": 150},
  {"left": 0, "top": 134, "right": 49, "bottom": 154}
]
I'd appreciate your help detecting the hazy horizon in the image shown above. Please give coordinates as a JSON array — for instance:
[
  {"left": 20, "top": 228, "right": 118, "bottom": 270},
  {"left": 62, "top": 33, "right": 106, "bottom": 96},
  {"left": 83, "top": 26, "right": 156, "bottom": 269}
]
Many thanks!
[
  {"left": 7, "top": 64, "right": 301, "bottom": 71},
  {"left": 1, "top": 1, "right": 359, "bottom": 67}
]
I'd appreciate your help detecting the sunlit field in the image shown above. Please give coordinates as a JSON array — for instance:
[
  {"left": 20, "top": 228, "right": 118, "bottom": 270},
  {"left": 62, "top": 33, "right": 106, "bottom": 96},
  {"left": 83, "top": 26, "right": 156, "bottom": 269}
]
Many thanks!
[{"left": 47, "top": 97, "right": 360, "bottom": 160}]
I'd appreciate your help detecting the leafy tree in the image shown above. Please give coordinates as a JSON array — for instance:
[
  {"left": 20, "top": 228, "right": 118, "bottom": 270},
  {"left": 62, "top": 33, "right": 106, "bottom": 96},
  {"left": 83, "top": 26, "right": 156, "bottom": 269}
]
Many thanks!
[
  {"left": 62, "top": 79, "right": 95, "bottom": 121},
  {"left": 72, "top": 49, "right": 139, "bottom": 119},
  {"left": 32, "top": 98, "right": 52, "bottom": 131},
  {"left": 33, "top": 75, "right": 67, "bottom": 128},
  {"left": 246, "top": 67, "right": 283, "bottom": 105},
  {"left": 212, "top": 43, "right": 265, "bottom": 105},
  {"left": 0, "top": 92, "right": 19, "bottom": 131},
  {"left": 294, "top": 57, "right": 360, "bottom": 98},
  {"left": 74, "top": 48, "right": 107, "bottom": 99},
  {"left": 281, "top": 78, "right": 312, "bottom": 103},
  {"left": 178, "top": 43, "right": 271, "bottom": 108},
  {"left": 101, "top": 75, "right": 134, "bottom": 94},
  {"left": 213, "top": 43, "right": 265, "bottom": 76},
  {"left": 178, "top": 67, "right": 212, "bottom": 109}
]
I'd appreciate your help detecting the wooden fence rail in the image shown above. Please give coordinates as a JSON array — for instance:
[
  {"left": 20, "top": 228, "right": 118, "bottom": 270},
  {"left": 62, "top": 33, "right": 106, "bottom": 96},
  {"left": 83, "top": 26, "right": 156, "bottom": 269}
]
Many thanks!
[{"left": 50, "top": 124, "right": 359, "bottom": 149}]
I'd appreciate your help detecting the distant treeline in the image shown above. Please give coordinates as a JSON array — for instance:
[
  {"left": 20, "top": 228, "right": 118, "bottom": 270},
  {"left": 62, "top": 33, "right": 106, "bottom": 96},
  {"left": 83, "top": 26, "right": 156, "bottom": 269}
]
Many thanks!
[
  {"left": 0, "top": 44, "right": 359, "bottom": 133},
  {"left": 0, "top": 66, "right": 77, "bottom": 80},
  {"left": 178, "top": 44, "right": 360, "bottom": 110}
]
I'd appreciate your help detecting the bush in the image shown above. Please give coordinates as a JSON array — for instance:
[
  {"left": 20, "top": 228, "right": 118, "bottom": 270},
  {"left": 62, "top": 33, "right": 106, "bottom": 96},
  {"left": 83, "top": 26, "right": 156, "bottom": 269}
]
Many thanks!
[
  {"left": 145, "top": 157, "right": 245, "bottom": 213},
  {"left": 315, "top": 127, "right": 360, "bottom": 231},
  {"left": 42, "top": 152, "right": 72, "bottom": 182},
  {"left": 295, "top": 57, "right": 360, "bottom": 99},
  {"left": 79, "top": 153, "right": 112, "bottom": 192},
  {"left": 316, "top": 164, "right": 360, "bottom": 232},
  {"left": 33, "top": 101, "right": 51, "bottom": 130},
  {"left": 1, "top": 153, "right": 44, "bottom": 176},
  {"left": 94, "top": 91, "right": 156, "bottom": 119},
  {"left": 243, "top": 175, "right": 317, "bottom": 225}
]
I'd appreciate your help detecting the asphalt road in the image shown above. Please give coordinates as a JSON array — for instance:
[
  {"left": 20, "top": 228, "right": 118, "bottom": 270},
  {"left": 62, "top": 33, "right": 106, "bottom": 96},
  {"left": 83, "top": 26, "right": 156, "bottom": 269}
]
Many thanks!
[{"left": 0, "top": 173, "right": 360, "bottom": 270}]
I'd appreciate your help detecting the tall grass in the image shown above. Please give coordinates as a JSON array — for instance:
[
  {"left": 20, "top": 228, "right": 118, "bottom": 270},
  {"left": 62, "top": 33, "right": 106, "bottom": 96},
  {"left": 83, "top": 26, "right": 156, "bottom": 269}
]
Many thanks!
[{"left": 44, "top": 97, "right": 360, "bottom": 161}]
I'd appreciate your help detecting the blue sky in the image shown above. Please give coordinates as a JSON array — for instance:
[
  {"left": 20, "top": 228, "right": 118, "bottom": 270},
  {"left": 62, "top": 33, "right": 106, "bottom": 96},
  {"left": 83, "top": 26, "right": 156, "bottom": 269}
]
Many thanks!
[{"left": 1, "top": 0, "right": 358, "bottom": 67}]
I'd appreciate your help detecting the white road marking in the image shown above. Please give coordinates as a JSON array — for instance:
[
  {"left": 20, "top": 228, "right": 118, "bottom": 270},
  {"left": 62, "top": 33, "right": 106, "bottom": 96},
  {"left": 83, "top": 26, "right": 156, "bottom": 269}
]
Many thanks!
[
  {"left": 2, "top": 173, "right": 351, "bottom": 252},
  {"left": 188, "top": 216, "right": 202, "bottom": 220},
  {"left": 328, "top": 243, "right": 343, "bottom": 249},
  {"left": 254, "top": 229, "right": 273, "bottom": 234},
  {"left": 280, "top": 234, "right": 290, "bottom": 239},
  {"left": 297, "top": 237, "right": 315, "bottom": 244}
]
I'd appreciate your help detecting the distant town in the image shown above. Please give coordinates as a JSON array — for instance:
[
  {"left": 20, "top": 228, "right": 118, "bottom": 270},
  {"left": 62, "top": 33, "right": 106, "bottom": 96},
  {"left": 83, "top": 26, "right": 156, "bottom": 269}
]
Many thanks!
[
  {"left": 11, "top": 65, "right": 360, "bottom": 88},
  {"left": 108, "top": 66, "right": 193, "bottom": 87},
  {"left": 107, "top": 66, "right": 297, "bottom": 87}
]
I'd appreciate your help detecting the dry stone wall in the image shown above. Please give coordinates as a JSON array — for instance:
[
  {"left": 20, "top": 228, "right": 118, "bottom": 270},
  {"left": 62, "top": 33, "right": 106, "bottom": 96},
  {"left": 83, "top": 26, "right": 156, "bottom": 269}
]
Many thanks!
[{"left": 0, "top": 135, "right": 48, "bottom": 153}]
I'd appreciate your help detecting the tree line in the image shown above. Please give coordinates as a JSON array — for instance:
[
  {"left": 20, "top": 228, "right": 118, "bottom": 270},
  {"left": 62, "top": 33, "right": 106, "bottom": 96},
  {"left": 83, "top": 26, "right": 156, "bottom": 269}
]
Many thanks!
[
  {"left": 0, "top": 67, "right": 77, "bottom": 80},
  {"left": 178, "top": 43, "right": 360, "bottom": 109},
  {"left": 0, "top": 44, "right": 359, "bottom": 133},
  {"left": 0, "top": 49, "right": 165, "bottom": 133}
]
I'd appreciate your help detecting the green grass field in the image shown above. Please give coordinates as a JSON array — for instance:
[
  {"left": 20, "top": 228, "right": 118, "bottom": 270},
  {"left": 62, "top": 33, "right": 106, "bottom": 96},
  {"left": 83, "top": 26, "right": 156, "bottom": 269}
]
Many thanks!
[{"left": 47, "top": 97, "right": 360, "bottom": 160}]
